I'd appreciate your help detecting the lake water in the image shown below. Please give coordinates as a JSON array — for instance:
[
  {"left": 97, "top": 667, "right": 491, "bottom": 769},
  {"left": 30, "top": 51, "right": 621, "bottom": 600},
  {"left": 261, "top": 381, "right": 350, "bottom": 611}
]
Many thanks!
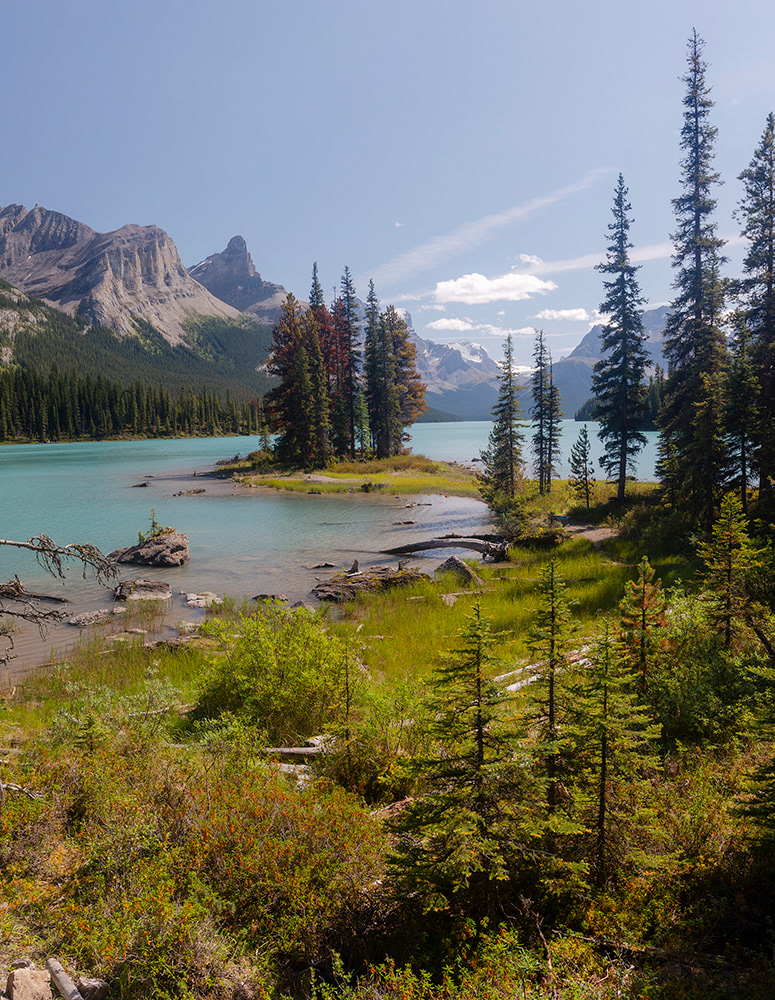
[
  {"left": 410, "top": 419, "right": 659, "bottom": 481},
  {"left": 0, "top": 420, "right": 657, "bottom": 676}
]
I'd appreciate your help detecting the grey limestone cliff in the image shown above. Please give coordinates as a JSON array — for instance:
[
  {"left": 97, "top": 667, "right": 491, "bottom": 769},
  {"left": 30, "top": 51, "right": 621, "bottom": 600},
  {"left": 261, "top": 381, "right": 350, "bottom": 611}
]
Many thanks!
[{"left": 0, "top": 204, "right": 242, "bottom": 344}]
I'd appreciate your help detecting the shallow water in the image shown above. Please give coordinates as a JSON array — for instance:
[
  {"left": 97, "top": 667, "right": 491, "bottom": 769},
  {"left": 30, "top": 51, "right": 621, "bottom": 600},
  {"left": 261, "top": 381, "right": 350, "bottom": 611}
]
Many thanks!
[
  {"left": 0, "top": 420, "right": 659, "bottom": 676},
  {"left": 0, "top": 435, "right": 492, "bottom": 676}
]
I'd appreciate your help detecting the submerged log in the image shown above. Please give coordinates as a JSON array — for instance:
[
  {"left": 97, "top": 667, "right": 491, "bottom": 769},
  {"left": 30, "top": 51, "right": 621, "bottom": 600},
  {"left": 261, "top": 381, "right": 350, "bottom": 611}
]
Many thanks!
[{"left": 0, "top": 576, "right": 70, "bottom": 604}]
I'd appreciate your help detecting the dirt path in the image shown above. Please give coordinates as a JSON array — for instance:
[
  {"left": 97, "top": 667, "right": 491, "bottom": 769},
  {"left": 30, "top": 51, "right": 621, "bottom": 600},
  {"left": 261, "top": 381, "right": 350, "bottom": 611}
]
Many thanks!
[{"left": 563, "top": 521, "right": 619, "bottom": 548}]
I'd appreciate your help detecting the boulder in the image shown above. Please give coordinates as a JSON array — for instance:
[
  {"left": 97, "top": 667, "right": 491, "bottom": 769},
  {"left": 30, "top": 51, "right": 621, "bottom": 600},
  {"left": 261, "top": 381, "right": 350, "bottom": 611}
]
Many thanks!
[
  {"left": 183, "top": 592, "right": 222, "bottom": 609},
  {"left": 114, "top": 579, "right": 172, "bottom": 602},
  {"left": 5, "top": 968, "right": 51, "bottom": 1000},
  {"left": 108, "top": 531, "right": 189, "bottom": 567},
  {"left": 68, "top": 609, "right": 115, "bottom": 627},
  {"left": 76, "top": 977, "right": 109, "bottom": 1000},
  {"left": 435, "top": 555, "right": 485, "bottom": 587}
]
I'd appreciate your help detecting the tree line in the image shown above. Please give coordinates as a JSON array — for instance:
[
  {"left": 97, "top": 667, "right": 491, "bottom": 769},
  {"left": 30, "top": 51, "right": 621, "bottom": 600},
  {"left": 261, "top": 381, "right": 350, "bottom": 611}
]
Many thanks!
[
  {"left": 265, "top": 266, "right": 426, "bottom": 466},
  {"left": 481, "top": 31, "right": 775, "bottom": 524},
  {"left": 0, "top": 364, "right": 269, "bottom": 441}
]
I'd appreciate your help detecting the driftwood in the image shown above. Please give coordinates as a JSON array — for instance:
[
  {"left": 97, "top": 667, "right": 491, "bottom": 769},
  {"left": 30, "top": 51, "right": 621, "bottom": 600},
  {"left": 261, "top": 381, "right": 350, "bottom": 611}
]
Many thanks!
[
  {"left": 381, "top": 538, "right": 509, "bottom": 561},
  {"left": 0, "top": 576, "right": 70, "bottom": 604},
  {"left": 46, "top": 958, "right": 85, "bottom": 1000}
]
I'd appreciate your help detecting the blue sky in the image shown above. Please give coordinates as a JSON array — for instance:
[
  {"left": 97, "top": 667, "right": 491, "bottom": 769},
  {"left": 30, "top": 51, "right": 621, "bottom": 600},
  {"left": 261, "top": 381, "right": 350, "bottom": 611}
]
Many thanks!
[{"left": 3, "top": 0, "right": 775, "bottom": 365}]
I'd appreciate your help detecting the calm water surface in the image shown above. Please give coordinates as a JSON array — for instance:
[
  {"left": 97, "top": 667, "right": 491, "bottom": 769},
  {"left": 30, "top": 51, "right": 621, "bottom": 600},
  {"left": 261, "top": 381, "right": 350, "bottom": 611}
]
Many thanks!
[
  {"left": 0, "top": 421, "right": 656, "bottom": 674},
  {"left": 410, "top": 420, "right": 659, "bottom": 481},
  {"left": 0, "top": 433, "right": 490, "bottom": 674}
]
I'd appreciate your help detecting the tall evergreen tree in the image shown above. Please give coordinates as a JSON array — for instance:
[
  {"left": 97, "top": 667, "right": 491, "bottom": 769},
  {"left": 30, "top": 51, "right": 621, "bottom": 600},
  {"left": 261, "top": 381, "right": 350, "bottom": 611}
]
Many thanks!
[
  {"left": 725, "top": 319, "right": 760, "bottom": 512},
  {"left": 364, "top": 295, "right": 426, "bottom": 458},
  {"left": 734, "top": 112, "right": 775, "bottom": 497},
  {"left": 659, "top": 30, "right": 729, "bottom": 529},
  {"left": 363, "top": 279, "right": 383, "bottom": 455},
  {"left": 309, "top": 261, "right": 325, "bottom": 311},
  {"left": 265, "top": 294, "right": 328, "bottom": 466},
  {"left": 339, "top": 266, "right": 362, "bottom": 458},
  {"left": 479, "top": 333, "right": 525, "bottom": 505},
  {"left": 383, "top": 305, "right": 426, "bottom": 453},
  {"left": 592, "top": 174, "right": 648, "bottom": 502},
  {"left": 546, "top": 362, "right": 562, "bottom": 493}
]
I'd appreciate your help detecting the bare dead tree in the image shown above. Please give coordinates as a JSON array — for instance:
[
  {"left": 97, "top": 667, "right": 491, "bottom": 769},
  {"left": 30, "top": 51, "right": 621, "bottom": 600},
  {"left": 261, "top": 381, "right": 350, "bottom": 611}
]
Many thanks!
[{"left": 0, "top": 534, "right": 116, "bottom": 666}]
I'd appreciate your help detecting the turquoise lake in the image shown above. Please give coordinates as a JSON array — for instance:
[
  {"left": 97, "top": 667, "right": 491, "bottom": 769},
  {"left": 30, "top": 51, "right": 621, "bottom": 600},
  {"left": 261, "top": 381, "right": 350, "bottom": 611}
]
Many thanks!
[{"left": 0, "top": 421, "right": 658, "bottom": 674}]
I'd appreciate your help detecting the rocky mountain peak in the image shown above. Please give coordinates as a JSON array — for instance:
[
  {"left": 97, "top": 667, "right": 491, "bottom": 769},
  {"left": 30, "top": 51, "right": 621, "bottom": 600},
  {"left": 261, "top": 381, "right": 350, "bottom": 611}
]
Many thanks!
[
  {"left": 189, "top": 236, "right": 288, "bottom": 323},
  {"left": 0, "top": 204, "right": 241, "bottom": 344}
]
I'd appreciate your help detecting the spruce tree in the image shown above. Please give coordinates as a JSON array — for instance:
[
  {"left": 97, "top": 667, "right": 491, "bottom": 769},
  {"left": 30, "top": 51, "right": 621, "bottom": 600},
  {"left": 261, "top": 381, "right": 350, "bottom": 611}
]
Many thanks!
[
  {"left": 568, "top": 425, "right": 595, "bottom": 509},
  {"left": 265, "top": 294, "right": 328, "bottom": 466},
  {"left": 734, "top": 112, "right": 775, "bottom": 497},
  {"left": 478, "top": 333, "right": 524, "bottom": 506},
  {"left": 617, "top": 556, "right": 667, "bottom": 692},
  {"left": 565, "top": 625, "right": 660, "bottom": 884},
  {"left": 725, "top": 319, "right": 760, "bottom": 512},
  {"left": 592, "top": 174, "right": 648, "bottom": 502},
  {"left": 659, "top": 30, "right": 729, "bottom": 529},
  {"left": 339, "top": 266, "right": 361, "bottom": 459},
  {"left": 531, "top": 331, "right": 550, "bottom": 493},
  {"left": 364, "top": 296, "right": 425, "bottom": 458},
  {"left": 387, "top": 305, "right": 426, "bottom": 450},
  {"left": 363, "top": 279, "right": 384, "bottom": 454},
  {"left": 546, "top": 362, "right": 562, "bottom": 493},
  {"left": 387, "top": 602, "right": 520, "bottom": 917},
  {"left": 697, "top": 492, "right": 758, "bottom": 649},
  {"left": 527, "top": 558, "right": 578, "bottom": 822}
]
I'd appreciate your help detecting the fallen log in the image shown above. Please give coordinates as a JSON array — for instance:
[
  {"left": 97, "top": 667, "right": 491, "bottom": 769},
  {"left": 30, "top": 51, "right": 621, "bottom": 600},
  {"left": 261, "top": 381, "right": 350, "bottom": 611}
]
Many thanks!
[
  {"left": 381, "top": 538, "right": 509, "bottom": 560},
  {"left": 45, "top": 958, "right": 84, "bottom": 1000},
  {"left": 0, "top": 576, "right": 70, "bottom": 604}
]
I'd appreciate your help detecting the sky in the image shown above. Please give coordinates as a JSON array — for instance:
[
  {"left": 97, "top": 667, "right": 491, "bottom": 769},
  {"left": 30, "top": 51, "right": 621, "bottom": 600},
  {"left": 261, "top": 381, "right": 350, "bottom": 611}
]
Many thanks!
[{"left": 3, "top": 0, "right": 775, "bottom": 365}]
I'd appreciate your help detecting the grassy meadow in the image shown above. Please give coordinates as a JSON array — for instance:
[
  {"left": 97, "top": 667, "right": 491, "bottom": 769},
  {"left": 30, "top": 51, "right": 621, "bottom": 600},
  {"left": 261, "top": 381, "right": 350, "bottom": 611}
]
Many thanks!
[{"left": 1, "top": 469, "right": 774, "bottom": 1000}]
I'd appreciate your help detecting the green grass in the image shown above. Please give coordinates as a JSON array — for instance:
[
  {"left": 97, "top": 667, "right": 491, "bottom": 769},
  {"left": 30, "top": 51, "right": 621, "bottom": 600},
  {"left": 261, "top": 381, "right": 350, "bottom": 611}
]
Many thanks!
[{"left": 226, "top": 453, "right": 482, "bottom": 497}]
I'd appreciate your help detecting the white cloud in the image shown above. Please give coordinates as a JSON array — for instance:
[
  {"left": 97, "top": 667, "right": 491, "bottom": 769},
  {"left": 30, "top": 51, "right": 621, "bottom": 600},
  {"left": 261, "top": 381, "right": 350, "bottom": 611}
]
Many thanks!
[
  {"left": 433, "top": 272, "right": 557, "bottom": 305},
  {"left": 532, "top": 308, "right": 593, "bottom": 322},
  {"left": 419, "top": 303, "right": 447, "bottom": 312},
  {"left": 426, "top": 317, "right": 476, "bottom": 332},
  {"left": 395, "top": 221, "right": 405, "bottom": 228},
  {"left": 496, "top": 309, "right": 506, "bottom": 317},
  {"left": 354, "top": 168, "right": 610, "bottom": 289},
  {"left": 515, "top": 253, "right": 543, "bottom": 267}
]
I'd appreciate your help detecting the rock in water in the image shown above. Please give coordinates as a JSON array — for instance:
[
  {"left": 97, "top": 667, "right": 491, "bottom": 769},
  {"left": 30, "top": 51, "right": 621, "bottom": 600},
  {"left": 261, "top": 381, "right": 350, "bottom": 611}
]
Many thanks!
[
  {"left": 109, "top": 531, "right": 190, "bottom": 567},
  {"left": 114, "top": 579, "right": 173, "bottom": 602},
  {"left": 435, "top": 555, "right": 484, "bottom": 587}
]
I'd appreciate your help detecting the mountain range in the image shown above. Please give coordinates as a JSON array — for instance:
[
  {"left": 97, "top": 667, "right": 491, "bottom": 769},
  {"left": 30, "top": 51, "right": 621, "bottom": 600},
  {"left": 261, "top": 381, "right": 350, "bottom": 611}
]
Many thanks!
[{"left": 0, "top": 201, "right": 669, "bottom": 418}]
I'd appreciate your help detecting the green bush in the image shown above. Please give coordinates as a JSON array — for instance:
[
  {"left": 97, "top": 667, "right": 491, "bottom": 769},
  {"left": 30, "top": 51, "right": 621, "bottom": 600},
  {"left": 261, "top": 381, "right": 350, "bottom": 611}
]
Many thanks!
[{"left": 194, "top": 605, "right": 353, "bottom": 745}]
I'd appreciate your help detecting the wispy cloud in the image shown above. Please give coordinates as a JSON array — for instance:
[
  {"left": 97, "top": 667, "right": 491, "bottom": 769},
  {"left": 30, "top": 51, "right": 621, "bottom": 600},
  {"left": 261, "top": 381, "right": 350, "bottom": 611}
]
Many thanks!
[
  {"left": 355, "top": 168, "right": 610, "bottom": 289},
  {"left": 395, "top": 221, "right": 405, "bottom": 228},
  {"left": 433, "top": 272, "right": 556, "bottom": 305},
  {"left": 523, "top": 241, "right": 674, "bottom": 277}
]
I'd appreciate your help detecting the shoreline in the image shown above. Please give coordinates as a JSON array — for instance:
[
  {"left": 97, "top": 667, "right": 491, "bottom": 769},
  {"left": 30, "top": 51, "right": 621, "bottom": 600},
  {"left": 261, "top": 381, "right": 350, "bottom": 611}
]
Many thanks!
[{"left": 2, "top": 456, "right": 494, "bottom": 678}]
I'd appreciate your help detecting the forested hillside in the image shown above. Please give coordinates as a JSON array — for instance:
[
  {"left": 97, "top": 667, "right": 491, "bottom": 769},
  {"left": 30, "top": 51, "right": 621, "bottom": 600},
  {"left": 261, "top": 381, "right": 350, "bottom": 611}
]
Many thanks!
[{"left": 0, "top": 279, "right": 274, "bottom": 413}]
